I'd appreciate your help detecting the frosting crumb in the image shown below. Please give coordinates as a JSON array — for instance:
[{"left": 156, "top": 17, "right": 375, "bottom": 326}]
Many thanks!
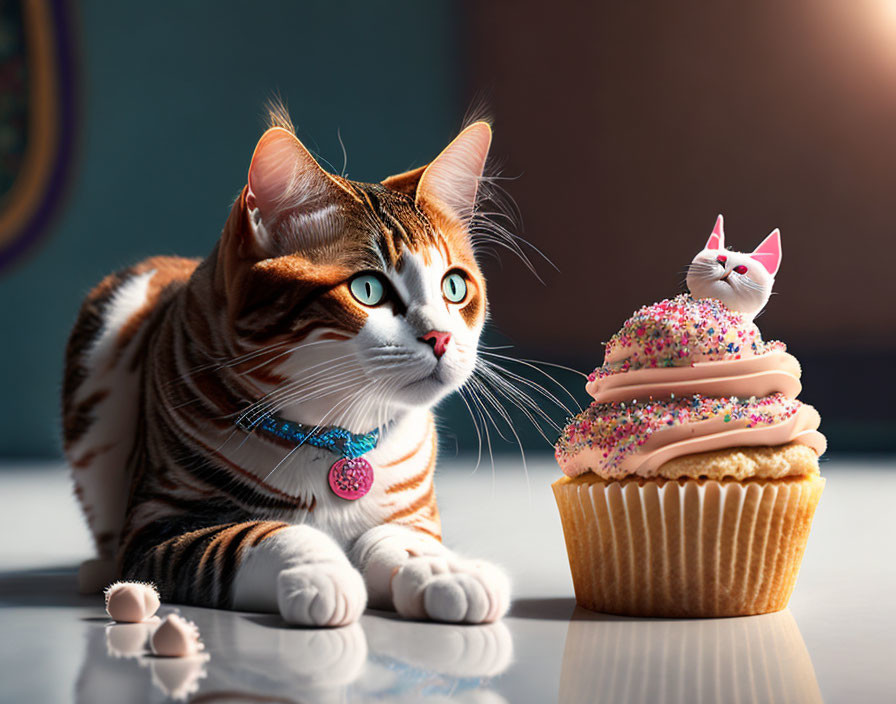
[{"left": 105, "top": 581, "right": 161, "bottom": 623}]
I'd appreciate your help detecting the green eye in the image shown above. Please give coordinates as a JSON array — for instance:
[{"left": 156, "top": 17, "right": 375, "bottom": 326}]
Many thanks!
[
  {"left": 349, "top": 274, "right": 386, "bottom": 306},
  {"left": 442, "top": 271, "right": 468, "bottom": 303}
]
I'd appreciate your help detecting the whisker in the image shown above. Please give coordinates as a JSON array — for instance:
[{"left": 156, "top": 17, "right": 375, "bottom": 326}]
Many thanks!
[
  {"left": 235, "top": 355, "right": 359, "bottom": 423},
  {"left": 171, "top": 337, "right": 337, "bottom": 387},
  {"left": 165, "top": 342, "right": 350, "bottom": 412},
  {"left": 477, "top": 352, "right": 585, "bottom": 410},
  {"left": 478, "top": 356, "right": 579, "bottom": 417},
  {"left": 467, "top": 376, "right": 531, "bottom": 500},
  {"left": 465, "top": 377, "right": 512, "bottom": 444},
  {"left": 237, "top": 339, "right": 341, "bottom": 377},
  {"left": 457, "top": 388, "right": 484, "bottom": 475},
  {"left": 261, "top": 390, "right": 367, "bottom": 483},
  {"left": 474, "top": 365, "right": 563, "bottom": 442},
  {"left": 461, "top": 385, "right": 497, "bottom": 494},
  {"left": 248, "top": 368, "right": 363, "bottom": 426}
]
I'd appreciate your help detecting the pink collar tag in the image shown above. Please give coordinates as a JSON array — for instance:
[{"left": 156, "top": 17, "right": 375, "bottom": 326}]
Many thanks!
[{"left": 328, "top": 457, "right": 374, "bottom": 500}]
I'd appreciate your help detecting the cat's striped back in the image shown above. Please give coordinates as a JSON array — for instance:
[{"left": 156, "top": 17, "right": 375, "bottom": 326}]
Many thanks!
[{"left": 62, "top": 257, "right": 198, "bottom": 587}]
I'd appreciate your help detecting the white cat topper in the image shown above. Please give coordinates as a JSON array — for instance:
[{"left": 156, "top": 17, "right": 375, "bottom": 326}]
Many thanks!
[{"left": 686, "top": 214, "right": 782, "bottom": 320}]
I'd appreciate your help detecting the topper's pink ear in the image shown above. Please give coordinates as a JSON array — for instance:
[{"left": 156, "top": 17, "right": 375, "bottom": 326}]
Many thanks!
[
  {"left": 704, "top": 214, "right": 725, "bottom": 250},
  {"left": 416, "top": 121, "right": 492, "bottom": 224},
  {"left": 751, "top": 228, "right": 782, "bottom": 276}
]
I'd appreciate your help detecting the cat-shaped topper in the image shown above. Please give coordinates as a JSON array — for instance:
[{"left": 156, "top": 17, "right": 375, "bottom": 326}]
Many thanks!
[{"left": 686, "top": 214, "right": 782, "bottom": 320}]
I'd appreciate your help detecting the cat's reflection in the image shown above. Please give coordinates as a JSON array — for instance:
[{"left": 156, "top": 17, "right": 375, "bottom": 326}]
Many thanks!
[
  {"left": 78, "top": 610, "right": 512, "bottom": 703},
  {"left": 205, "top": 614, "right": 368, "bottom": 703},
  {"left": 214, "top": 612, "right": 512, "bottom": 703},
  {"left": 559, "top": 608, "right": 822, "bottom": 704},
  {"left": 357, "top": 614, "right": 513, "bottom": 702}
]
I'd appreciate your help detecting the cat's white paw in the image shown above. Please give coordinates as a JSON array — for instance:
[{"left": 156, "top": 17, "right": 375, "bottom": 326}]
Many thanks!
[
  {"left": 391, "top": 556, "right": 510, "bottom": 624},
  {"left": 277, "top": 562, "right": 367, "bottom": 627}
]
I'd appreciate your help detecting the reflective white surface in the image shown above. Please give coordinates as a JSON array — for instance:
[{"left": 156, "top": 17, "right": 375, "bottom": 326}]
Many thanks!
[{"left": 0, "top": 458, "right": 893, "bottom": 703}]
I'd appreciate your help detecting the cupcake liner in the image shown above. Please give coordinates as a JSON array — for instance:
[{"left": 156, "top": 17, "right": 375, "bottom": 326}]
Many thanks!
[
  {"left": 558, "top": 608, "right": 822, "bottom": 704},
  {"left": 552, "top": 475, "right": 824, "bottom": 617}
]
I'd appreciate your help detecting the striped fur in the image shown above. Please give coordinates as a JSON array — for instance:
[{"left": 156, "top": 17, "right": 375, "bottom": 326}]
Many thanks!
[{"left": 62, "top": 118, "right": 510, "bottom": 625}]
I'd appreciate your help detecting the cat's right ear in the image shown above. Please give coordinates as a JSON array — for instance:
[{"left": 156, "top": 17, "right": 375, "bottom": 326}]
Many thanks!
[
  {"left": 751, "top": 228, "right": 782, "bottom": 277},
  {"left": 244, "top": 127, "right": 343, "bottom": 258},
  {"left": 704, "top": 214, "right": 725, "bottom": 250},
  {"left": 413, "top": 122, "right": 492, "bottom": 225}
]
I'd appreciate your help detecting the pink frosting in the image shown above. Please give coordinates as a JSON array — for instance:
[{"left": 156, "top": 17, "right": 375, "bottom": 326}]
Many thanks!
[
  {"left": 587, "top": 350, "right": 802, "bottom": 404},
  {"left": 557, "top": 296, "right": 825, "bottom": 480},
  {"left": 557, "top": 397, "right": 825, "bottom": 479},
  {"left": 596, "top": 295, "right": 782, "bottom": 378}
]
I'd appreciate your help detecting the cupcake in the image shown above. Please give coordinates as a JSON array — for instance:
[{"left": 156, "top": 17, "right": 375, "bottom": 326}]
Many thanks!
[{"left": 552, "top": 294, "right": 825, "bottom": 617}]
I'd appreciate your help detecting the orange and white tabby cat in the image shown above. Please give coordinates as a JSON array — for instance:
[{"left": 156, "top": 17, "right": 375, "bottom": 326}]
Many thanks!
[{"left": 61, "top": 110, "right": 510, "bottom": 626}]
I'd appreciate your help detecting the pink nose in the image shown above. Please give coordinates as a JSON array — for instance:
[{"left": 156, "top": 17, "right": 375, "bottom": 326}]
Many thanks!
[{"left": 420, "top": 330, "right": 451, "bottom": 358}]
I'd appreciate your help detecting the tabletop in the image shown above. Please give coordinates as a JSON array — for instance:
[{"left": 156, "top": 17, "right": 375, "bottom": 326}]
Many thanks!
[{"left": 0, "top": 456, "right": 893, "bottom": 703}]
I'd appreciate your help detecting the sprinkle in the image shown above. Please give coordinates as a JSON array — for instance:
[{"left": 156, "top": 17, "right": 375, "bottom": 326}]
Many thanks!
[
  {"left": 555, "top": 393, "right": 802, "bottom": 472},
  {"left": 591, "top": 294, "right": 785, "bottom": 381}
]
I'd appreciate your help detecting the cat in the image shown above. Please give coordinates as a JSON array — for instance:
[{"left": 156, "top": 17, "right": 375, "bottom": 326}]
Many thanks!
[
  {"left": 62, "top": 108, "right": 510, "bottom": 627},
  {"left": 686, "top": 214, "right": 782, "bottom": 319}
]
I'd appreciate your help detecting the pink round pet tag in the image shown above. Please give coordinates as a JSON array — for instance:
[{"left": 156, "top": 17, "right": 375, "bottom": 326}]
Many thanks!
[{"left": 328, "top": 457, "right": 374, "bottom": 500}]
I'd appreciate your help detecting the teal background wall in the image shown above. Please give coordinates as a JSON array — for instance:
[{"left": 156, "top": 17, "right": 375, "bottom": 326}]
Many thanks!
[
  {"left": 0, "top": 1, "right": 467, "bottom": 457},
  {"left": 5, "top": 1, "right": 888, "bottom": 458}
]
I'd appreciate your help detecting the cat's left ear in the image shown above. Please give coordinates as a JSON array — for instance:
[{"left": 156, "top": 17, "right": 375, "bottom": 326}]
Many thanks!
[
  {"left": 244, "top": 127, "right": 344, "bottom": 257},
  {"left": 704, "top": 214, "right": 725, "bottom": 250},
  {"left": 385, "top": 122, "right": 492, "bottom": 224},
  {"left": 750, "top": 229, "right": 782, "bottom": 276}
]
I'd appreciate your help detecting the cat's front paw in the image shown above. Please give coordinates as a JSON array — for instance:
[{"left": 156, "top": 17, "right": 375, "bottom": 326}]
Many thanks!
[
  {"left": 277, "top": 562, "right": 367, "bottom": 627},
  {"left": 391, "top": 556, "right": 510, "bottom": 624}
]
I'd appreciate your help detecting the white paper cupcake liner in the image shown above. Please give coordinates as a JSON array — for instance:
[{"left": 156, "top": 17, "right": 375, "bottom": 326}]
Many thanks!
[{"left": 552, "top": 475, "right": 824, "bottom": 617}]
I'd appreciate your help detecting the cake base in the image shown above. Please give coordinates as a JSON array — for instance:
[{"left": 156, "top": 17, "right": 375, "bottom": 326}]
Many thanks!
[{"left": 552, "top": 471, "right": 824, "bottom": 617}]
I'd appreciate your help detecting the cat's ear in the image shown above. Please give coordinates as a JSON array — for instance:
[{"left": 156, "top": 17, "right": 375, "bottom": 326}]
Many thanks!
[
  {"left": 413, "top": 122, "right": 492, "bottom": 224},
  {"left": 750, "top": 229, "right": 782, "bottom": 276},
  {"left": 704, "top": 214, "right": 725, "bottom": 250},
  {"left": 245, "top": 127, "right": 342, "bottom": 256}
]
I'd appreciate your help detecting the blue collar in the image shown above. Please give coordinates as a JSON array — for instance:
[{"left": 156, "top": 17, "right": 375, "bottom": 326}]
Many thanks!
[{"left": 238, "top": 414, "right": 379, "bottom": 459}]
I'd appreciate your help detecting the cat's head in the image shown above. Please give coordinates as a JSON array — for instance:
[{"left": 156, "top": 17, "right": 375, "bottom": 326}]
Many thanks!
[
  {"left": 686, "top": 214, "right": 782, "bottom": 319},
  {"left": 215, "top": 114, "right": 492, "bottom": 430}
]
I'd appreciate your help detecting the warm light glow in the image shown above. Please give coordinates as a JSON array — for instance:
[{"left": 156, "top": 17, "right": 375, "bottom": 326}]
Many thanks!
[{"left": 883, "top": 0, "right": 896, "bottom": 21}]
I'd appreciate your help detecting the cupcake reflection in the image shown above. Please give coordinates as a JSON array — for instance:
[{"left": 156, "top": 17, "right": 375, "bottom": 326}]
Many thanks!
[{"left": 559, "top": 608, "right": 822, "bottom": 704}]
